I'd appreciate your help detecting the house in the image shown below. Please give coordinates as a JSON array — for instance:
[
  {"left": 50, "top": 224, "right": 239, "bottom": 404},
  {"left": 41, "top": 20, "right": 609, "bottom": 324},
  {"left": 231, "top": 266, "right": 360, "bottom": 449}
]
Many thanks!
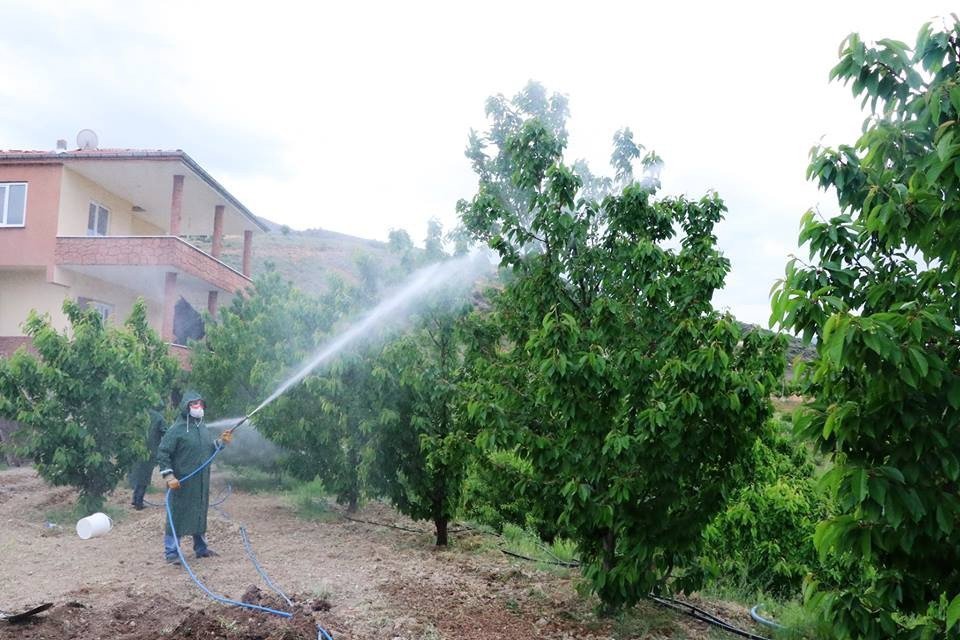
[{"left": 0, "top": 141, "right": 268, "bottom": 367}]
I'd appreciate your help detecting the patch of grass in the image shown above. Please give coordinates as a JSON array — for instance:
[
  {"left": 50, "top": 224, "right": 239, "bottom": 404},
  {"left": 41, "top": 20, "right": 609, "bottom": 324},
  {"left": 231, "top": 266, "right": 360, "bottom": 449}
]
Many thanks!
[
  {"left": 766, "top": 600, "right": 831, "bottom": 640},
  {"left": 220, "top": 464, "right": 294, "bottom": 494},
  {"left": 287, "top": 477, "right": 337, "bottom": 521},
  {"left": 44, "top": 503, "right": 126, "bottom": 527},
  {"left": 771, "top": 396, "right": 804, "bottom": 416},
  {"left": 696, "top": 582, "right": 763, "bottom": 608},
  {"left": 311, "top": 582, "right": 334, "bottom": 601},
  {"left": 697, "top": 589, "right": 826, "bottom": 640},
  {"left": 216, "top": 616, "right": 240, "bottom": 633},
  {"left": 499, "top": 523, "right": 579, "bottom": 567},
  {"left": 611, "top": 601, "right": 682, "bottom": 639}
]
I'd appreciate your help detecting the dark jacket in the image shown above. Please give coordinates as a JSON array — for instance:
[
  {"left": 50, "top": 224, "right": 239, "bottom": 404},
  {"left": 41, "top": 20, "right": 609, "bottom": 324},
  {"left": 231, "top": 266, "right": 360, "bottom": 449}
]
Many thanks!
[
  {"left": 129, "top": 408, "right": 167, "bottom": 488},
  {"left": 156, "top": 391, "right": 216, "bottom": 537}
]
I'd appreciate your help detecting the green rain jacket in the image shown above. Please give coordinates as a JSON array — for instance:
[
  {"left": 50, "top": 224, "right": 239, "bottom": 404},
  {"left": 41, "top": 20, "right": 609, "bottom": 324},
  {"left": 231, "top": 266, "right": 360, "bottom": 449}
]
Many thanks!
[
  {"left": 156, "top": 391, "right": 217, "bottom": 537},
  {"left": 129, "top": 408, "right": 167, "bottom": 488}
]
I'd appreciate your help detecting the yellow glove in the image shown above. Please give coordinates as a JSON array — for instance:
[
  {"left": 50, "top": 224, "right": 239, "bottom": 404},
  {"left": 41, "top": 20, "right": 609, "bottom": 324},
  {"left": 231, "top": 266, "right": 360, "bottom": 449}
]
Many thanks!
[
  {"left": 219, "top": 430, "right": 234, "bottom": 445},
  {"left": 166, "top": 476, "right": 181, "bottom": 490}
]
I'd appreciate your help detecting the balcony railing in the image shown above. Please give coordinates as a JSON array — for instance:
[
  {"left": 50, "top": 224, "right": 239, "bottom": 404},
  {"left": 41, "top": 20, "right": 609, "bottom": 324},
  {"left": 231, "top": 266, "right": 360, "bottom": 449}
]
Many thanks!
[{"left": 55, "top": 235, "right": 251, "bottom": 293}]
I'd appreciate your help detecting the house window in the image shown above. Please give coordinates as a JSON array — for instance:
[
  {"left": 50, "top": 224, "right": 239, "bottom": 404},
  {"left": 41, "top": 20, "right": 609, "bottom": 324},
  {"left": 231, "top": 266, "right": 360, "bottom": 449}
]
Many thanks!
[
  {"left": 77, "top": 297, "right": 113, "bottom": 322},
  {"left": 0, "top": 182, "right": 27, "bottom": 226},
  {"left": 87, "top": 202, "right": 109, "bottom": 236}
]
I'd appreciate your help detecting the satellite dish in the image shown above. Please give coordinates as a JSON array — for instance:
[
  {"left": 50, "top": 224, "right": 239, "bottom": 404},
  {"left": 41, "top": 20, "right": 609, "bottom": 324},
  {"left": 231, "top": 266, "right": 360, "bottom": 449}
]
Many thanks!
[{"left": 76, "top": 129, "right": 99, "bottom": 150}]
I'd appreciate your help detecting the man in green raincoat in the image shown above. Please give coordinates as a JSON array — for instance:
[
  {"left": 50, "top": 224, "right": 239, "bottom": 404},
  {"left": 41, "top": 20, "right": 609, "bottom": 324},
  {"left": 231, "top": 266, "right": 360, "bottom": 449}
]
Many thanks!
[
  {"left": 157, "top": 391, "right": 233, "bottom": 564},
  {"left": 129, "top": 406, "right": 167, "bottom": 510}
]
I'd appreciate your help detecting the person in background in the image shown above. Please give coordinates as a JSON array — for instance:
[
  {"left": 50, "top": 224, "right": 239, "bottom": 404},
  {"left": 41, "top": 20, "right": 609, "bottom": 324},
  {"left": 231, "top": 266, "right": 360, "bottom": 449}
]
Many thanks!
[
  {"left": 129, "top": 404, "right": 167, "bottom": 510},
  {"left": 156, "top": 390, "right": 233, "bottom": 564}
]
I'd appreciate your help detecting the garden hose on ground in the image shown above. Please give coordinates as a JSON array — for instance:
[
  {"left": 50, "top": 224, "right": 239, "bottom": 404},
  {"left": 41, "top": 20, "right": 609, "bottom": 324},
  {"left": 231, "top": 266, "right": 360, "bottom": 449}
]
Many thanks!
[
  {"left": 750, "top": 604, "right": 785, "bottom": 630},
  {"left": 649, "top": 596, "right": 771, "bottom": 640},
  {"left": 164, "top": 445, "right": 334, "bottom": 640},
  {"left": 144, "top": 483, "right": 231, "bottom": 509}
]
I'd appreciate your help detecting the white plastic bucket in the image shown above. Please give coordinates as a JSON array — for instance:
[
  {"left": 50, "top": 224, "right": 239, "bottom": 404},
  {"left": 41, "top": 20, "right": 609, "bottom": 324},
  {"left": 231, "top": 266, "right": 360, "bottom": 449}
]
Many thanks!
[{"left": 75, "top": 512, "right": 113, "bottom": 540}]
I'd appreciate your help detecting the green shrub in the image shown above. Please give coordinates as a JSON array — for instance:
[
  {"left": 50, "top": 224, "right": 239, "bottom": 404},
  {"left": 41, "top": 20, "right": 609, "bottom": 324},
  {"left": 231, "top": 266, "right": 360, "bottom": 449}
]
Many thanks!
[
  {"left": 698, "top": 419, "right": 828, "bottom": 599},
  {"left": 287, "top": 476, "right": 333, "bottom": 521},
  {"left": 461, "top": 448, "right": 563, "bottom": 541}
]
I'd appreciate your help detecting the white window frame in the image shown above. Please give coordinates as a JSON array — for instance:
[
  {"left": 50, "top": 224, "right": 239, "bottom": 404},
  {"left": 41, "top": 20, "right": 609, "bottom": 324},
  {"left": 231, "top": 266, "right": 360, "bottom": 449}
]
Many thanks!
[
  {"left": 0, "top": 182, "right": 28, "bottom": 227},
  {"left": 87, "top": 201, "right": 110, "bottom": 237},
  {"left": 77, "top": 296, "right": 113, "bottom": 322}
]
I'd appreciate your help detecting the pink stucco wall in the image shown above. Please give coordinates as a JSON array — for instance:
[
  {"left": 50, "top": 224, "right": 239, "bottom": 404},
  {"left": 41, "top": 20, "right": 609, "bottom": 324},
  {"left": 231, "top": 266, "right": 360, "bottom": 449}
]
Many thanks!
[{"left": 0, "top": 164, "right": 62, "bottom": 268}]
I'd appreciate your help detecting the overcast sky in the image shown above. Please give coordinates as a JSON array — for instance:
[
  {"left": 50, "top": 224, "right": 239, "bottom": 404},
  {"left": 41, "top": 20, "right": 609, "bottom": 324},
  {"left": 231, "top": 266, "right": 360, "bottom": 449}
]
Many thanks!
[{"left": 1, "top": 1, "right": 954, "bottom": 325}]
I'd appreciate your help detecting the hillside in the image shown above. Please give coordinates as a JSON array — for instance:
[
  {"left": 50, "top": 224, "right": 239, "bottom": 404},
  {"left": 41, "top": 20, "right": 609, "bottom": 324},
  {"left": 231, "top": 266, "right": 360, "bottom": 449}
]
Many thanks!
[
  {"left": 195, "top": 225, "right": 816, "bottom": 365},
  {"left": 191, "top": 227, "right": 405, "bottom": 297}
]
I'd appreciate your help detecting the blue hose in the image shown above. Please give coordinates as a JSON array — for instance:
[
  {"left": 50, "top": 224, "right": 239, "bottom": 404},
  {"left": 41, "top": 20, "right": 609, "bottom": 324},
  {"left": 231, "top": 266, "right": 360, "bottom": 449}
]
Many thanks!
[
  {"left": 750, "top": 604, "right": 785, "bottom": 630},
  {"left": 146, "top": 482, "right": 231, "bottom": 509},
  {"left": 165, "top": 444, "right": 334, "bottom": 640},
  {"left": 239, "top": 526, "right": 294, "bottom": 608}
]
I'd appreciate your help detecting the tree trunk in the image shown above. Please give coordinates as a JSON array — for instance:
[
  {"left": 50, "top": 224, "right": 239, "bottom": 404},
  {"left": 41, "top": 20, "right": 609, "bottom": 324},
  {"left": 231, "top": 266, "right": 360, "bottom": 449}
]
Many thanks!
[
  {"left": 434, "top": 515, "right": 448, "bottom": 546},
  {"left": 602, "top": 528, "right": 616, "bottom": 572},
  {"left": 433, "top": 479, "right": 448, "bottom": 546},
  {"left": 347, "top": 492, "right": 359, "bottom": 514},
  {"left": 0, "top": 418, "right": 24, "bottom": 466}
]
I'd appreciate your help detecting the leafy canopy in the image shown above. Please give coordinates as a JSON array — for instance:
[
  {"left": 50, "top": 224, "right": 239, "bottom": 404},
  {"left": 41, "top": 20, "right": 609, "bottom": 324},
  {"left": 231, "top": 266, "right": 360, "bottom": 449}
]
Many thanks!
[
  {"left": 773, "top": 18, "right": 960, "bottom": 640},
  {"left": 0, "top": 300, "right": 177, "bottom": 513},
  {"left": 461, "top": 81, "right": 785, "bottom": 608}
]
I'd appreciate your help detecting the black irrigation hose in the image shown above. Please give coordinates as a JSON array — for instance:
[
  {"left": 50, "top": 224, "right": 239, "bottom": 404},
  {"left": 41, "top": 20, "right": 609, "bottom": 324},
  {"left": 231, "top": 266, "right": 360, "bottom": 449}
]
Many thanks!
[
  {"left": 453, "top": 522, "right": 582, "bottom": 567},
  {"left": 498, "top": 548, "right": 581, "bottom": 567},
  {"left": 341, "top": 515, "right": 430, "bottom": 535},
  {"left": 648, "top": 595, "right": 771, "bottom": 640}
]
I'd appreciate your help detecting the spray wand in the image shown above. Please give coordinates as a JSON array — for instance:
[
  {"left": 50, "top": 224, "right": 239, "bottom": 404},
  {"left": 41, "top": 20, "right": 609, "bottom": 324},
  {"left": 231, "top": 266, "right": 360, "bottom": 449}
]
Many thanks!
[{"left": 222, "top": 403, "right": 267, "bottom": 436}]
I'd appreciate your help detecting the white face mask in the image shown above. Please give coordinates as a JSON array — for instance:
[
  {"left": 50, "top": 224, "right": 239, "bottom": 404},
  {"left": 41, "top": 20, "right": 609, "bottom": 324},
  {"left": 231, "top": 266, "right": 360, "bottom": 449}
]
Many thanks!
[{"left": 189, "top": 407, "right": 204, "bottom": 419}]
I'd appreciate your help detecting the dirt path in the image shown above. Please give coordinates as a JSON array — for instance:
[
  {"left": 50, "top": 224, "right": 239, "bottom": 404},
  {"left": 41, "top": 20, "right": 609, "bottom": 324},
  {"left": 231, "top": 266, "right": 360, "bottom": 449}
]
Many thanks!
[{"left": 0, "top": 466, "right": 745, "bottom": 639}]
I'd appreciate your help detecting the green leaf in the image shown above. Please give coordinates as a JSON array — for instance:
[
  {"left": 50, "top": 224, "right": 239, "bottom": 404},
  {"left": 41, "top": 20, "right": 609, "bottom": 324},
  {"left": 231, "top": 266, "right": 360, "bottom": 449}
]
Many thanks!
[
  {"left": 852, "top": 468, "right": 868, "bottom": 503},
  {"left": 937, "top": 504, "right": 953, "bottom": 535},
  {"left": 907, "top": 346, "right": 929, "bottom": 377},
  {"left": 899, "top": 365, "right": 918, "bottom": 388},
  {"left": 879, "top": 466, "right": 905, "bottom": 483},
  {"left": 867, "top": 476, "right": 887, "bottom": 505},
  {"left": 947, "top": 594, "right": 960, "bottom": 630},
  {"left": 901, "top": 489, "right": 926, "bottom": 522},
  {"left": 937, "top": 131, "right": 955, "bottom": 162},
  {"left": 948, "top": 381, "right": 960, "bottom": 410}
]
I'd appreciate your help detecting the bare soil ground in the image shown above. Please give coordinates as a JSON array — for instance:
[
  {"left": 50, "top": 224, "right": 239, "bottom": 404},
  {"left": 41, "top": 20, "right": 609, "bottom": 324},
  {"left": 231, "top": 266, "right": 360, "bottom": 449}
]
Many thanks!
[{"left": 0, "top": 466, "right": 757, "bottom": 639}]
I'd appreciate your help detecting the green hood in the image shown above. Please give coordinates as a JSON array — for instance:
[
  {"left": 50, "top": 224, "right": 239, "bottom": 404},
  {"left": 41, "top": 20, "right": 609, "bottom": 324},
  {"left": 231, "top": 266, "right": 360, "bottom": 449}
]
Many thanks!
[{"left": 179, "top": 390, "right": 205, "bottom": 418}]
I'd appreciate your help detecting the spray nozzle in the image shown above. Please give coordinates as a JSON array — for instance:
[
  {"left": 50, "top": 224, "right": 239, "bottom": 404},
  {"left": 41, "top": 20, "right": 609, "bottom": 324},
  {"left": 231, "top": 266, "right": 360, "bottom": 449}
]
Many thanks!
[{"left": 226, "top": 415, "right": 251, "bottom": 435}]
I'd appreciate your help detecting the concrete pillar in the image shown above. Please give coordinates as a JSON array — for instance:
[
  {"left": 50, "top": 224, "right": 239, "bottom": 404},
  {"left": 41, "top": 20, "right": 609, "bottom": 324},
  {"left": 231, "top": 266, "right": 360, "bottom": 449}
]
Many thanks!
[
  {"left": 207, "top": 290, "right": 219, "bottom": 318},
  {"left": 169, "top": 175, "right": 185, "bottom": 236},
  {"left": 211, "top": 205, "right": 224, "bottom": 259},
  {"left": 162, "top": 272, "right": 178, "bottom": 342},
  {"left": 242, "top": 230, "right": 253, "bottom": 277}
]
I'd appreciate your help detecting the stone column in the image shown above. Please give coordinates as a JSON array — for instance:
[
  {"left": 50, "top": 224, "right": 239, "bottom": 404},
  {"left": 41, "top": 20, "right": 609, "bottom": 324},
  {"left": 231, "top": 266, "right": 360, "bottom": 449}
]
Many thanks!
[
  {"left": 162, "top": 272, "right": 178, "bottom": 342},
  {"left": 169, "top": 175, "right": 185, "bottom": 236},
  {"left": 242, "top": 230, "right": 253, "bottom": 277},
  {"left": 212, "top": 205, "right": 224, "bottom": 258}
]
